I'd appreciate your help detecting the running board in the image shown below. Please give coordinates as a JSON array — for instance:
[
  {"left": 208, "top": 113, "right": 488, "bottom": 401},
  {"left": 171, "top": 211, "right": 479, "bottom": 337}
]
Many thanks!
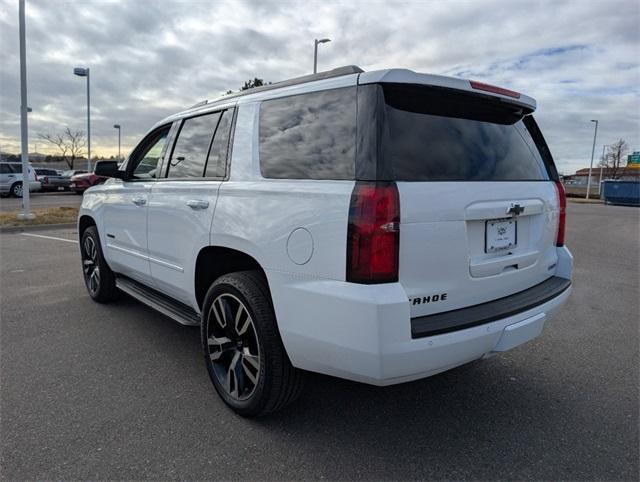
[{"left": 115, "top": 276, "right": 201, "bottom": 326}]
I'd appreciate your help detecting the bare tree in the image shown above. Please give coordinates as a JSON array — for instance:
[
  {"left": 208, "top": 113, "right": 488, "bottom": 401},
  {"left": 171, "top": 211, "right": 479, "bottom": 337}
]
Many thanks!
[
  {"left": 598, "top": 139, "right": 630, "bottom": 180},
  {"left": 38, "top": 127, "right": 86, "bottom": 169}
]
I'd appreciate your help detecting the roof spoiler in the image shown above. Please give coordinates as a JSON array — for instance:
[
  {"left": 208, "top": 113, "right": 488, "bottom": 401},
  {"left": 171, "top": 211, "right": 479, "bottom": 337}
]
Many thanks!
[{"left": 359, "top": 69, "right": 536, "bottom": 111}]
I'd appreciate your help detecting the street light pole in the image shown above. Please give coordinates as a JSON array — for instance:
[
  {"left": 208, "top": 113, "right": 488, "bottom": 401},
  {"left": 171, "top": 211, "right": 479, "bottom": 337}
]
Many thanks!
[
  {"left": 74, "top": 67, "right": 91, "bottom": 171},
  {"left": 113, "top": 124, "right": 121, "bottom": 161},
  {"left": 17, "top": 0, "right": 34, "bottom": 220},
  {"left": 87, "top": 69, "right": 90, "bottom": 170},
  {"left": 313, "top": 38, "right": 331, "bottom": 74},
  {"left": 586, "top": 119, "right": 598, "bottom": 200}
]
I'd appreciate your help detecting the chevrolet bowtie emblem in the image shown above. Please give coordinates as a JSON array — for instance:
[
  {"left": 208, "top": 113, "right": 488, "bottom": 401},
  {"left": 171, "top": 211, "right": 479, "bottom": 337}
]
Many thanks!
[{"left": 507, "top": 204, "right": 525, "bottom": 216}]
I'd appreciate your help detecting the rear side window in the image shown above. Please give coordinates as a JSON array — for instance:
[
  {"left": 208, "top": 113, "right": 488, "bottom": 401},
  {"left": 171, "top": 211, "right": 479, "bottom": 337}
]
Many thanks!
[
  {"left": 377, "top": 83, "right": 547, "bottom": 181},
  {"left": 168, "top": 112, "right": 221, "bottom": 178},
  {"left": 259, "top": 87, "right": 356, "bottom": 180},
  {"left": 204, "top": 109, "right": 233, "bottom": 178},
  {"left": 0, "top": 164, "right": 13, "bottom": 174}
]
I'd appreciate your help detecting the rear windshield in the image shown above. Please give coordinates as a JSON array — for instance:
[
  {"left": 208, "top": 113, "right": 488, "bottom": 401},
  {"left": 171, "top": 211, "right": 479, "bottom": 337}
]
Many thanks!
[{"left": 378, "top": 84, "right": 548, "bottom": 181}]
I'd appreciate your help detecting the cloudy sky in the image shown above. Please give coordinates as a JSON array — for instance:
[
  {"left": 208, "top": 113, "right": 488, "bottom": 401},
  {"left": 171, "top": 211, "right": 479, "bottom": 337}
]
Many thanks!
[{"left": 1, "top": 0, "right": 638, "bottom": 174}]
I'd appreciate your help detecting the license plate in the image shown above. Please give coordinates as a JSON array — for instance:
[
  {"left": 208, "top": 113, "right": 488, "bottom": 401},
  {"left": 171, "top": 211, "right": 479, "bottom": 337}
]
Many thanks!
[{"left": 485, "top": 218, "right": 517, "bottom": 253}]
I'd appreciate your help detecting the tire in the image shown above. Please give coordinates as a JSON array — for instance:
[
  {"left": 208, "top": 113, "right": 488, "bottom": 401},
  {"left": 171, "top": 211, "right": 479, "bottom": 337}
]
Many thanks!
[
  {"left": 10, "top": 182, "right": 22, "bottom": 197},
  {"left": 201, "top": 271, "right": 305, "bottom": 417},
  {"left": 80, "top": 226, "right": 119, "bottom": 303}
]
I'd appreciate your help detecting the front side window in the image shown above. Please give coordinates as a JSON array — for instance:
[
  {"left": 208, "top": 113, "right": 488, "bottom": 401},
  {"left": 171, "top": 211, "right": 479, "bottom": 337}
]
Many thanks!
[
  {"left": 259, "top": 87, "right": 357, "bottom": 180},
  {"left": 130, "top": 127, "right": 170, "bottom": 179},
  {"left": 167, "top": 112, "right": 221, "bottom": 178}
]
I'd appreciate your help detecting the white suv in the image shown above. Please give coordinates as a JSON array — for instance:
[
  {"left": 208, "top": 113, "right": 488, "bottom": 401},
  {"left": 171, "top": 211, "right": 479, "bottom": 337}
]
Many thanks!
[
  {"left": 79, "top": 66, "right": 572, "bottom": 416},
  {"left": 0, "top": 161, "right": 41, "bottom": 197}
]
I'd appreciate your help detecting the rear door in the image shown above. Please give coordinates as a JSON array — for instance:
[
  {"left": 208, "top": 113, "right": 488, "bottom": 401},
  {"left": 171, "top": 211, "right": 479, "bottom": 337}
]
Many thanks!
[
  {"left": 147, "top": 108, "right": 234, "bottom": 306},
  {"left": 368, "top": 83, "right": 561, "bottom": 318}
]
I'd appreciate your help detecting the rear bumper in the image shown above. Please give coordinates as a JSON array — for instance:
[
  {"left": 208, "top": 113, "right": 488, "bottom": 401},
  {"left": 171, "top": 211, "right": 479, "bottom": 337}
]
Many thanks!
[
  {"left": 411, "top": 276, "right": 571, "bottom": 338},
  {"left": 268, "top": 247, "right": 573, "bottom": 386},
  {"left": 41, "top": 182, "right": 68, "bottom": 191},
  {"left": 69, "top": 182, "right": 88, "bottom": 192}
]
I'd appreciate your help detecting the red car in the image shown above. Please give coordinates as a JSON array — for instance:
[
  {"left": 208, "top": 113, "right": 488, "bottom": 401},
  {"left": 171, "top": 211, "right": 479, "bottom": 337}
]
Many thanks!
[{"left": 69, "top": 172, "right": 106, "bottom": 194}]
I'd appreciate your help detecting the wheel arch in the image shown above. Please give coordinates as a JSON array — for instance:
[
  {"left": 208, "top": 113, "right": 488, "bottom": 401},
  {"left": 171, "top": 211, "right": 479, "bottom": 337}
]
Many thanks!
[
  {"left": 78, "top": 214, "right": 97, "bottom": 241},
  {"left": 10, "top": 181, "right": 22, "bottom": 196},
  {"left": 194, "top": 246, "right": 270, "bottom": 310}
]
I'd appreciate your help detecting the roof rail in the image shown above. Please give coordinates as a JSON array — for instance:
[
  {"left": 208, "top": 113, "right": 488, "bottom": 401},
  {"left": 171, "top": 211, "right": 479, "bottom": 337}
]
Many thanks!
[
  {"left": 208, "top": 65, "right": 364, "bottom": 104},
  {"left": 189, "top": 99, "right": 208, "bottom": 109}
]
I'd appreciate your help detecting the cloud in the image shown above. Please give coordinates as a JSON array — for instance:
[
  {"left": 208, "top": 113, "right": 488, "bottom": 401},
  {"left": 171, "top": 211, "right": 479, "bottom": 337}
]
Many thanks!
[{"left": 0, "top": 0, "right": 638, "bottom": 174}]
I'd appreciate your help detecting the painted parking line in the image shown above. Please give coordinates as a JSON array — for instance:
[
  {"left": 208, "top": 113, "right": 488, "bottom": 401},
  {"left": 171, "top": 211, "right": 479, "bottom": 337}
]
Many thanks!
[{"left": 21, "top": 233, "right": 78, "bottom": 244}]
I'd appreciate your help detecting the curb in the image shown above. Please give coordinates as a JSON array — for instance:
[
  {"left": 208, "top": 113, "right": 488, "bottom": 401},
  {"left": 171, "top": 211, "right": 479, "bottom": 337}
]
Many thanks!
[
  {"left": 567, "top": 198, "right": 603, "bottom": 204},
  {"left": 0, "top": 222, "right": 77, "bottom": 234}
]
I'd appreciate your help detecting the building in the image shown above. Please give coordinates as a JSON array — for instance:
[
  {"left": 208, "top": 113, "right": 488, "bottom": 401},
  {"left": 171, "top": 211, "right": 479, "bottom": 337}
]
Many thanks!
[{"left": 564, "top": 166, "right": 640, "bottom": 186}]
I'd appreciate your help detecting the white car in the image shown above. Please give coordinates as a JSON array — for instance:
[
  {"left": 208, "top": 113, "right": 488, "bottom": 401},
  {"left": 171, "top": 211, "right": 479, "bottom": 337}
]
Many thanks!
[
  {"left": 0, "top": 161, "right": 41, "bottom": 197},
  {"left": 79, "top": 66, "right": 572, "bottom": 416}
]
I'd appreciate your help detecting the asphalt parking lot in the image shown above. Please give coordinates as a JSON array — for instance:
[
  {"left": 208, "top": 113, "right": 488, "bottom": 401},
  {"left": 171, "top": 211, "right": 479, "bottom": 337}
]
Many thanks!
[
  {"left": 0, "top": 202, "right": 638, "bottom": 480},
  {"left": 0, "top": 192, "right": 83, "bottom": 212}
]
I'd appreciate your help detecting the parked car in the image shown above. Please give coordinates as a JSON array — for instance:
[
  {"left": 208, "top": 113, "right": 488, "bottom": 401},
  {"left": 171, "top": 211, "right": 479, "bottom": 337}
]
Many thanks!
[
  {"left": 0, "top": 161, "right": 41, "bottom": 197},
  {"left": 69, "top": 172, "right": 105, "bottom": 193},
  {"left": 45, "top": 169, "right": 87, "bottom": 192},
  {"left": 78, "top": 66, "right": 573, "bottom": 416},
  {"left": 35, "top": 168, "right": 66, "bottom": 192}
]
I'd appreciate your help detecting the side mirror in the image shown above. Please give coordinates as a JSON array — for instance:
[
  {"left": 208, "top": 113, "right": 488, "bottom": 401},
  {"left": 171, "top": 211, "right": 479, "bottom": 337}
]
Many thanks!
[{"left": 94, "top": 160, "right": 127, "bottom": 179}]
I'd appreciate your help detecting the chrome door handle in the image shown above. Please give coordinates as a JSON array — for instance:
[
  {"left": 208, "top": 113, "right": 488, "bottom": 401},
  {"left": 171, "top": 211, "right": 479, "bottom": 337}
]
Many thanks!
[
  {"left": 132, "top": 197, "right": 147, "bottom": 206},
  {"left": 186, "top": 199, "right": 209, "bottom": 210}
]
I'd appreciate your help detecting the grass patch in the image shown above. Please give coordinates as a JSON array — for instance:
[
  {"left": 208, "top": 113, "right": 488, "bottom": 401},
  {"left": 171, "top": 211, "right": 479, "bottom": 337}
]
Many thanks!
[{"left": 0, "top": 206, "right": 79, "bottom": 227}]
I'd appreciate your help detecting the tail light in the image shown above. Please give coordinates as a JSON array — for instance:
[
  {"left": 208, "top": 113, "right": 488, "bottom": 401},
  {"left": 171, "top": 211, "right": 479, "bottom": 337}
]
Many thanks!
[
  {"left": 347, "top": 182, "right": 400, "bottom": 283},
  {"left": 554, "top": 181, "right": 566, "bottom": 246},
  {"left": 470, "top": 80, "right": 521, "bottom": 99}
]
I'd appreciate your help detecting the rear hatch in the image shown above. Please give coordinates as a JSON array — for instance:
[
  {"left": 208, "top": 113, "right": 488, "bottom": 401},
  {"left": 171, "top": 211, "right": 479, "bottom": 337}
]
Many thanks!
[{"left": 361, "top": 82, "right": 561, "bottom": 318}]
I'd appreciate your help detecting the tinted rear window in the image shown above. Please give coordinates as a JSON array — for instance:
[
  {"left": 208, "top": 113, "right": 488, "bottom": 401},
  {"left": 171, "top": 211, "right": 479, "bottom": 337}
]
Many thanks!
[
  {"left": 378, "top": 84, "right": 547, "bottom": 181},
  {"left": 259, "top": 87, "right": 356, "bottom": 180}
]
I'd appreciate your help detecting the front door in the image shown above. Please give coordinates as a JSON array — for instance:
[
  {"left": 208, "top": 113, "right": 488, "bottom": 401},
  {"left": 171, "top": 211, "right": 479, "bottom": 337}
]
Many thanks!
[{"left": 100, "top": 125, "right": 171, "bottom": 286}]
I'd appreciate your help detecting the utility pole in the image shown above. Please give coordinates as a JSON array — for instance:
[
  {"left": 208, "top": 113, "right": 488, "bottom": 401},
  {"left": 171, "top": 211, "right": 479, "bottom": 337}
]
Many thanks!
[
  {"left": 586, "top": 119, "right": 598, "bottom": 200},
  {"left": 598, "top": 144, "right": 609, "bottom": 196},
  {"left": 17, "top": 0, "right": 34, "bottom": 220}
]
